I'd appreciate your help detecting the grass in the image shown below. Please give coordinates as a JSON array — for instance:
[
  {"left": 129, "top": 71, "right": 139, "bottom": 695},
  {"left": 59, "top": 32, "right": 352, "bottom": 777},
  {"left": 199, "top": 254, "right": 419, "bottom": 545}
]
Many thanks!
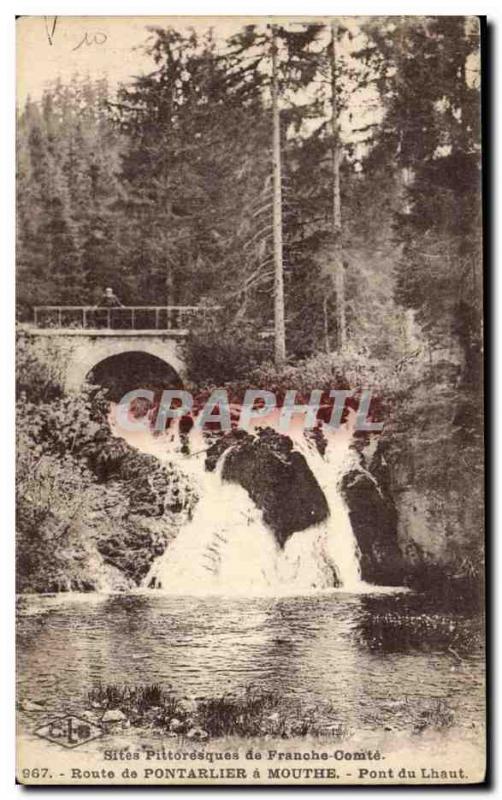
[
  {"left": 88, "top": 684, "right": 180, "bottom": 727},
  {"left": 86, "top": 683, "right": 346, "bottom": 739},
  {"left": 412, "top": 699, "right": 455, "bottom": 734},
  {"left": 86, "top": 683, "right": 458, "bottom": 740},
  {"left": 195, "top": 686, "right": 281, "bottom": 737}
]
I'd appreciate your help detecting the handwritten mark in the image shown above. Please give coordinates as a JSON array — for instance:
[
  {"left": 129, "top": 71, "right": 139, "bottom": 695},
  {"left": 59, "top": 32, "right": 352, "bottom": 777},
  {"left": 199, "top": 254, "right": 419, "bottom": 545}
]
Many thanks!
[
  {"left": 72, "top": 31, "right": 108, "bottom": 52},
  {"left": 44, "top": 15, "right": 58, "bottom": 46}
]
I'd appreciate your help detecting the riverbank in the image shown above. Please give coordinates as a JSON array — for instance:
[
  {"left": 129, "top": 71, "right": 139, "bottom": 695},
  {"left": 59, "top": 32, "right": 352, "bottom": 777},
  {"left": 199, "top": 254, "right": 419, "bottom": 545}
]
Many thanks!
[{"left": 17, "top": 715, "right": 485, "bottom": 785}]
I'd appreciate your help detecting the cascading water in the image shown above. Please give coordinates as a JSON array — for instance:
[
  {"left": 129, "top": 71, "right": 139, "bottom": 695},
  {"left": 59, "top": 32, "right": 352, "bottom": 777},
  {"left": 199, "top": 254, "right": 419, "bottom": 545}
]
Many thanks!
[
  {"left": 145, "top": 451, "right": 283, "bottom": 594},
  {"left": 289, "top": 429, "right": 363, "bottom": 592},
  {"left": 110, "top": 408, "right": 367, "bottom": 595}
]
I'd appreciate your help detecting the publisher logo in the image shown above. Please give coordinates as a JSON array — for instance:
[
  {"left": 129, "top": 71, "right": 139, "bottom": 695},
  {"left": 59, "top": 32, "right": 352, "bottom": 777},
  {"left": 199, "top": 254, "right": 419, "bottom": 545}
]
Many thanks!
[{"left": 35, "top": 715, "right": 102, "bottom": 748}]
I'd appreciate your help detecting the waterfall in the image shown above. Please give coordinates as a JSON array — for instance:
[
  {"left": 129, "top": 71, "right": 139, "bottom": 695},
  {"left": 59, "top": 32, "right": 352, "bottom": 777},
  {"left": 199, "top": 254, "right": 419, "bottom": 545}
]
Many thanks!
[
  {"left": 289, "top": 428, "right": 363, "bottom": 592},
  {"left": 110, "top": 407, "right": 367, "bottom": 595},
  {"left": 144, "top": 449, "right": 282, "bottom": 594}
]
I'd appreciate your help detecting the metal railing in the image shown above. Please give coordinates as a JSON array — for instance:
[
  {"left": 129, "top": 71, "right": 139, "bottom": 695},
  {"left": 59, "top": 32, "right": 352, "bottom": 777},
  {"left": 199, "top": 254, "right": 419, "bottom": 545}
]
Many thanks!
[{"left": 32, "top": 305, "right": 221, "bottom": 331}]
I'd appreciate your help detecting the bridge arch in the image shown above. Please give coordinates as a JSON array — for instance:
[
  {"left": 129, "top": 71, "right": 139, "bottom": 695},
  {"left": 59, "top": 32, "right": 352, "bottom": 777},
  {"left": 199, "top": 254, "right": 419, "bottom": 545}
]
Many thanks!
[{"left": 63, "top": 335, "right": 186, "bottom": 393}]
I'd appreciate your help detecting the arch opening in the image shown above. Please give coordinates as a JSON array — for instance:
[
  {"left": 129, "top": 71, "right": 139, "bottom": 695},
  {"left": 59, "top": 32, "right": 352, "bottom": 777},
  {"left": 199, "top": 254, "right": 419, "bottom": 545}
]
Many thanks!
[{"left": 86, "top": 351, "right": 183, "bottom": 402}]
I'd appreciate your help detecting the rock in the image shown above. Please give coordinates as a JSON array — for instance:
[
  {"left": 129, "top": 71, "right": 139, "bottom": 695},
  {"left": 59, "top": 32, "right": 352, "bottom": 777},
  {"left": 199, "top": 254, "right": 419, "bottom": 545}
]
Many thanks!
[
  {"left": 186, "top": 727, "right": 208, "bottom": 741},
  {"left": 96, "top": 517, "right": 174, "bottom": 586},
  {"left": 207, "top": 428, "right": 329, "bottom": 547},
  {"left": 19, "top": 699, "right": 45, "bottom": 712},
  {"left": 178, "top": 696, "right": 198, "bottom": 715},
  {"left": 341, "top": 446, "right": 403, "bottom": 584},
  {"left": 169, "top": 718, "right": 184, "bottom": 732},
  {"left": 102, "top": 708, "right": 127, "bottom": 724}
]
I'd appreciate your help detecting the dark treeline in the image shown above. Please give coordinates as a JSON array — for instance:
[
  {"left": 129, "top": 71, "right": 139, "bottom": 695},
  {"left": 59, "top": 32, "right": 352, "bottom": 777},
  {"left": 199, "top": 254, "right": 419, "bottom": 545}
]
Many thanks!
[{"left": 17, "top": 18, "right": 481, "bottom": 367}]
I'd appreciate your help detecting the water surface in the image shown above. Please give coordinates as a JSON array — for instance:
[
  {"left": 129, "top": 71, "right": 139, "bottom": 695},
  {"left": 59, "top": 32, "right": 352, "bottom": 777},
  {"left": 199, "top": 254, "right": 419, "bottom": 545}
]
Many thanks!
[{"left": 17, "top": 590, "right": 484, "bottom": 738}]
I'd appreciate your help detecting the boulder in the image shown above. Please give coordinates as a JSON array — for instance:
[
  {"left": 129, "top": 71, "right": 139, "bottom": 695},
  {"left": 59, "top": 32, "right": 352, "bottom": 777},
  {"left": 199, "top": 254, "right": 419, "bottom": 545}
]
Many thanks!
[
  {"left": 177, "top": 696, "right": 198, "bottom": 715},
  {"left": 102, "top": 708, "right": 127, "bottom": 724},
  {"left": 206, "top": 428, "right": 329, "bottom": 547},
  {"left": 186, "top": 727, "right": 209, "bottom": 741},
  {"left": 19, "top": 699, "right": 45, "bottom": 712},
  {"left": 341, "top": 445, "right": 404, "bottom": 585}
]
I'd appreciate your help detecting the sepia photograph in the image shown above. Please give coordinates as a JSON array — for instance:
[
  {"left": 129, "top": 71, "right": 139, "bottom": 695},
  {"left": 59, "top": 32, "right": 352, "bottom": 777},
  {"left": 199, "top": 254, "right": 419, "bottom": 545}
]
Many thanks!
[{"left": 14, "top": 13, "right": 485, "bottom": 786}]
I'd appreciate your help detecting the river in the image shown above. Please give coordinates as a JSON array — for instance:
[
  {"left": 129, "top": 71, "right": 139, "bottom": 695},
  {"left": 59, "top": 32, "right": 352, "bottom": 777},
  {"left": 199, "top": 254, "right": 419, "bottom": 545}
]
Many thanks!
[{"left": 17, "top": 589, "right": 484, "bottom": 740}]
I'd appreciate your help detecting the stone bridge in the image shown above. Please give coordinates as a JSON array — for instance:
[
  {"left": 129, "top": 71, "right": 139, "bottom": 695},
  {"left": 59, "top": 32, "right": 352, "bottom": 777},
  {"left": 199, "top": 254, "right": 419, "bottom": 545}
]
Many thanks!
[{"left": 25, "top": 305, "right": 216, "bottom": 393}]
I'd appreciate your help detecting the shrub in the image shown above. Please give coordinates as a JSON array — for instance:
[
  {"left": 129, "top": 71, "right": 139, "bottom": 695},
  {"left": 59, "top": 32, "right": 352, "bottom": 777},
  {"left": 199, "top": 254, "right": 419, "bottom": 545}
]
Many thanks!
[
  {"left": 184, "top": 320, "right": 271, "bottom": 386},
  {"left": 16, "top": 331, "right": 64, "bottom": 402}
]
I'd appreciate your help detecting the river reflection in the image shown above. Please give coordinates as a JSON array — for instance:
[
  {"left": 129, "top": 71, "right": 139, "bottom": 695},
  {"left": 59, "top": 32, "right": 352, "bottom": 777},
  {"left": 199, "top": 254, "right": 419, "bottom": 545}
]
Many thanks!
[{"left": 17, "top": 591, "right": 484, "bottom": 735}]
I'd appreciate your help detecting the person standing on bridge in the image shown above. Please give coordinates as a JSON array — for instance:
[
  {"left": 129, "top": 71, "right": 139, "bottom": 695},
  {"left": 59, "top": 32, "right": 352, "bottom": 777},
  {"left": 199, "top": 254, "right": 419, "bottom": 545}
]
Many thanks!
[
  {"left": 97, "top": 287, "right": 124, "bottom": 308},
  {"left": 94, "top": 287, "right": 124, "bottom": 329}
]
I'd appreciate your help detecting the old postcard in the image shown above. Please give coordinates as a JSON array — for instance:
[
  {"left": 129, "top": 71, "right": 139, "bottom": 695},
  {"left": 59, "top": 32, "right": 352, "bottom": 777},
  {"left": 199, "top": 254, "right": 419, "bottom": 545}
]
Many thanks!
[{"left": 16, "top": 15, "right": 485, "bottom": 786}]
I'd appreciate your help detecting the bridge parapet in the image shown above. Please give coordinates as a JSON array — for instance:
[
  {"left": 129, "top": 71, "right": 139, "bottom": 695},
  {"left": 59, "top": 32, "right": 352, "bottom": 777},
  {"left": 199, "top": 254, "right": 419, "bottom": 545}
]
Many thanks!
[{"left": 32, "top": 305, "right": 220, "bottom": 332}]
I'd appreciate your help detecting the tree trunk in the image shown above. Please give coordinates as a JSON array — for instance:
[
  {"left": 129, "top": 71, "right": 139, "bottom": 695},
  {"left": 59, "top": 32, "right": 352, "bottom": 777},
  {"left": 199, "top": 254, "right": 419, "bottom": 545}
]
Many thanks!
[
  {"left": 164, "top": 189, "right": 175, "bottom": 309},
  {"left": 322, "top": 295, "right": 330, "bottom": 354},
  {"left": 165, "top": 260, "right": 174, "bottom": 307},
  {"left": 271, "top": 26, "right": 286, "bottom": 367},
  {"left": 331, "top": 20, "right": 346, "bottom": 353}
]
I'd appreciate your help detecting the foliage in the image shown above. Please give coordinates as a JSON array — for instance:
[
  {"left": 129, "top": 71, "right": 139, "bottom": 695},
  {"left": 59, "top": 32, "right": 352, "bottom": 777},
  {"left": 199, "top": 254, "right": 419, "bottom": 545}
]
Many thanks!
[
  {"left": 16, "top": 340, "right": 193, "bottom": 593},
  {"left": 16, "top": 22, "right": 482, "bottom": 372},
  {"left": 16, "top": 331, "right": 65, "bottom": 402},
  {"left": 16, "top": 367, "right": 109, "bottom": 592},
  {"left": 15, "top": 24, "right": 409, "bottom": 353},
  {"left": 360, "top": 17, "right": 482, "bottom": 367},
  {"left": 184, "top": 319, "right": 272, "bottom": 386},
  {"left": 17, "top": 77, "right": 122, "bottom": 316},
  {"left": 15, "top": 447, "right": 107, "bottom": 593}
]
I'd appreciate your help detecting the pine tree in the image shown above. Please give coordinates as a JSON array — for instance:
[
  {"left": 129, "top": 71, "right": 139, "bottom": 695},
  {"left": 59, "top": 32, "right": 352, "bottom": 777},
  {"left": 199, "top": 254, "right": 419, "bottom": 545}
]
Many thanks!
[
  {"left": 17, "top": 77, "right": 122, "bottom": 315},
  {"left": 359, "top": 16, "right": 482, "bottom": 370},
  {"left": 113, "top": 27, "right": 274, "bottom": 319}
]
